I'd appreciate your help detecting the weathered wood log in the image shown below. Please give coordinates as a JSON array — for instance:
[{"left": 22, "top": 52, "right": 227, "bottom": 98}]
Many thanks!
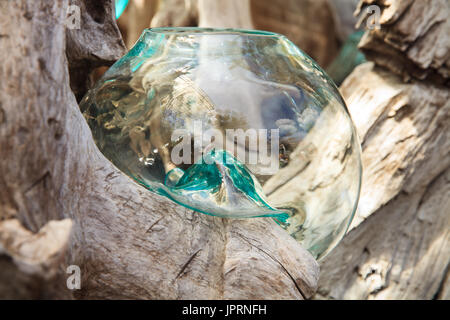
[
  {"left": 0, "top": 0, "right": 319, "bottom": 299},
  {"left": 66, "top": 0, "right": 127, "bottom": 101},
  {"left": 316, "top": 62, "right": 450, "bottom": 299},
  {"left": 0, "top": 219, "right": 73, "bottom": 299},
  {"left": 315, "top": 0, "right": 450, "bottom": 299},
  {"left": 356, "top": 0, "right": 450, "bottom": 84}
]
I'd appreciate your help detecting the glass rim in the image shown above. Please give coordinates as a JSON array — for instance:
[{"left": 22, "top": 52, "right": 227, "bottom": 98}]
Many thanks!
[{"left": 145, "top": 27, "right": 283, "bottom": 37}]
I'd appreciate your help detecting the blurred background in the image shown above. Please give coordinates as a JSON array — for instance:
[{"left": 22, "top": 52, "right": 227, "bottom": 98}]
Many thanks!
[{"left": 115, "top": 0, "right": 366, "bottom": 86}]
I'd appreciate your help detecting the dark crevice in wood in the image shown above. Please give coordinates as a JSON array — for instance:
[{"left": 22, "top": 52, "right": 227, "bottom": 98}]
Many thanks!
[
  {"left": 232, "top": 231, "right": 308, "bottom": 299},
  {"left": 176, "top": 249, "right": 202, "bottom": 279}
]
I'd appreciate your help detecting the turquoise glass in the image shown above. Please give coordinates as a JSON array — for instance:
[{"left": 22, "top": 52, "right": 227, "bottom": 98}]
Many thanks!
[
  {"left": 115, "top": 0, "right": 129, "bottom": 19},
  {"left": 80, "top": 28, "right": 362, "bottom": 259}
]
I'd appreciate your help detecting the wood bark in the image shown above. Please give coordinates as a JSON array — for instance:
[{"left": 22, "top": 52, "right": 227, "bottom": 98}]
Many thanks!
[
  {"left": 67, "top": 0, "right": 127, "bottom": 101},
  {"left": 356, "top": 0, "right": 449, "bottom": 85},
  {"left": 315, "top": 0, "right": 450, "bottom": 300},
  {"left": 0, "top": 0, "right": 319, "bottom": 299}
]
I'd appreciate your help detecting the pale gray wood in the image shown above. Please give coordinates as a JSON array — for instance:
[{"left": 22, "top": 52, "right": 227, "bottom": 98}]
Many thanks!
[
  {"left": 315, "top": 0, "right": 450, "bottom": 299},
  {"left": 0, "top": 0, "right": 318, "bottom": 299},
  {"left": 357, "top": 0, "right": 449, "bottom": 84},
  {"left": 66, "top": 0, "right": 127, "bottom": 101},
  {"left": 316, "top": 63, "right": 450, "bottom": 299}
]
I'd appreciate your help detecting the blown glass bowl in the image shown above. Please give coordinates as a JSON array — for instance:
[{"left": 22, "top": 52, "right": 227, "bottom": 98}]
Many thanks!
[{"left": 80, "top": 27, "right": 362, "bottom": 259}]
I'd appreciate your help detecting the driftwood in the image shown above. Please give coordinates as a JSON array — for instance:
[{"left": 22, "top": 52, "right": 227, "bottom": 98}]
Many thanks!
[
  {"left": 357, "top": 0, "right": 449, "bottom": 85},
  {"left": 315, "top": 0, "right": 450, "bottom": 300},
  {"left": 0, "top": 0, "right": 319, "bottom": 299},
  {"left": 67, "top": 0, "right": 126, "bottom": 101},
  {"left": 1, "top": 0, "right": 447, "bottom": 301}
]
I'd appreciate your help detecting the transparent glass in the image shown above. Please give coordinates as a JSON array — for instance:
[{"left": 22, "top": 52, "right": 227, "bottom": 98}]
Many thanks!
[{"left": 80, "top": 27, "right": 362, "bottom": 259}]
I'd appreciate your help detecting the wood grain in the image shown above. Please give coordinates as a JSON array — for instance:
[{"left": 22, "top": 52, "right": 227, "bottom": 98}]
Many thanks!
[{"left": 0, "top": 0, "right": 318, "bottom": 299}]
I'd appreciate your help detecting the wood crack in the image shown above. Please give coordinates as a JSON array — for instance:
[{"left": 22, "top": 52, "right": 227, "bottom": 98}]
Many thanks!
[
  {"left": 145, "top": 217, "right": 163, "bottom": 234},
  {"left": 24, "top": 171, "right": 50, "bottom": 193},
  {"left": 232, "top": 231, "right": 308, "bottom": 299},
  {"left": 175, "top": 249, "right": 202, "bottom": 280}
]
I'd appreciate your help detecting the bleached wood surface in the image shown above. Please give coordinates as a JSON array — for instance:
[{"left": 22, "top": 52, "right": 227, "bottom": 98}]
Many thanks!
[
  {"left": 0, "top": 0, "right": 318, "bottom": 299},
  {"left": 315, "top": 0, "right": 449, "bottom": 299}
]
